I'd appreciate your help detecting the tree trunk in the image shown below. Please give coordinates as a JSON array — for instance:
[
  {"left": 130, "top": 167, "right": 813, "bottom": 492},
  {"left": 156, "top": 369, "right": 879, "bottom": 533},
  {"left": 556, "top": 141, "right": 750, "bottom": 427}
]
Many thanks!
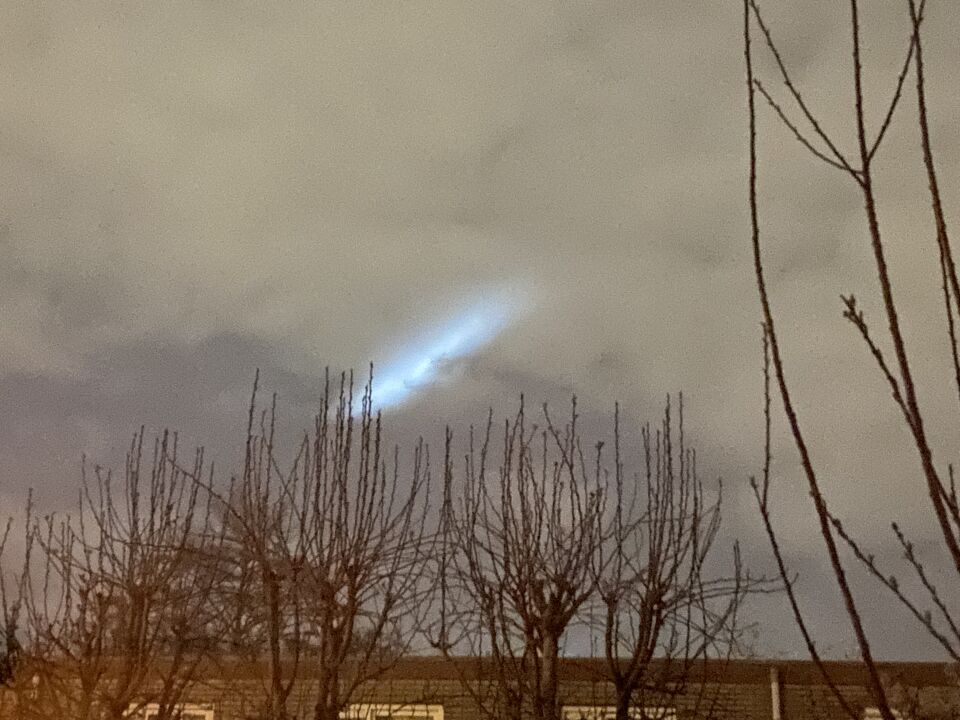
[
  {"left": 540, "top": 634, "right": 561, "bottom": 720},
  {"left": 615, "top": 690, "right": 633, "bottom": 720}
]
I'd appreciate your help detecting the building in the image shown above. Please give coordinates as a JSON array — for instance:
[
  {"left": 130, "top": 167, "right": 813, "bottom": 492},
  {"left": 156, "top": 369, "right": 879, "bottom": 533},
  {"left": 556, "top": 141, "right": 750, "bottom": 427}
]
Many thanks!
[{"left": 2, "top": 657, "right": 957, "bottom": 720}]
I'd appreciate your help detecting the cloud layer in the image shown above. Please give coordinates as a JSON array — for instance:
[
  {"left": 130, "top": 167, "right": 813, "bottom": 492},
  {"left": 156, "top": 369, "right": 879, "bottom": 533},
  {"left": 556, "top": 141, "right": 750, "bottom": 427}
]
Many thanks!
[{"left": 2, "top": 2, "right": 960, "bottom": 659}]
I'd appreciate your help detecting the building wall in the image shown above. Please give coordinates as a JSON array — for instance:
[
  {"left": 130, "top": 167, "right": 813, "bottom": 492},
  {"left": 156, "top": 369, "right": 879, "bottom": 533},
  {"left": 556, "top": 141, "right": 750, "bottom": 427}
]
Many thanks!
[{"left": 2, "top": 659, "right": 958, "bottom": 720}]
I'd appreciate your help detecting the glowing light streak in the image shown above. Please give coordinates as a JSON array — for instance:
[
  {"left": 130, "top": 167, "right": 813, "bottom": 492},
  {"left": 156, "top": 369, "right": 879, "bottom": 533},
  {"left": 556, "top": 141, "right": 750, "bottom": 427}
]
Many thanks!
[{"left": 369, "top": 291, "right": 520, "bottom": 409}]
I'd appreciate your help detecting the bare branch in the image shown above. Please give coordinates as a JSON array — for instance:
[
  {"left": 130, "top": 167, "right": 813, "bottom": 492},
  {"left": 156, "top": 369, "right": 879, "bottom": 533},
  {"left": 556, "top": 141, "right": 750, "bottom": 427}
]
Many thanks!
[{"left": 748, "top": 0, "right": 859, "bottom": 177}]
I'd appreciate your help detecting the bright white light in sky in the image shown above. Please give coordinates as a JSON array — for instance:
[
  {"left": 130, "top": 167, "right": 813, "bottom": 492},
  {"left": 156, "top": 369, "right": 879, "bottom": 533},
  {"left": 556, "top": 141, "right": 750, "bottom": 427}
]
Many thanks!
[{"left": 370, "top": 289, "right": 522, "bottom": 409}]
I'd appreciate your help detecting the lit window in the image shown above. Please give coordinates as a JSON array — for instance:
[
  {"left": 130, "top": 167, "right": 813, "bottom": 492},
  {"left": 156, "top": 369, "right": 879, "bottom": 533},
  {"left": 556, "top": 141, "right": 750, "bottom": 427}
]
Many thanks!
[
  {"left": 342, "top": 704, "right": 444, "bottom": 720},
  {"left": 863, "top": 709, "right": 905, "bottom": 720},
  {"left": 128, "top": 703, "right": 216, "bottom": 720},
  {"left": 562, "top": 706, "right": 676, "bottom": 720}
]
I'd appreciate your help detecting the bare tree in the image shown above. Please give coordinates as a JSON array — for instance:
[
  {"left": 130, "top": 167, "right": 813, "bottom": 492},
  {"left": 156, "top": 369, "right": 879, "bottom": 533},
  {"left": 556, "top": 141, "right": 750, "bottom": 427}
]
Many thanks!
[
  {"left": 0, "top": 506, "right": 30, "bottom": 692},
  {"left": 1, "top": 429, "right": 221, "bottom": 720},
  {"left": 743, "top": 2, "right": 959, "bottom": 718},
  {"left": 210, "top": 369, "right": 433, "bottom": 720},
  {"left": 433, "top": 397, "right": 750, "bottom": 720},
  {"left": 433, "top": 399, "right": 607, "bottom": 720},
  {"left": 597, "top": 398, "right": 750, "bottom": 720}
]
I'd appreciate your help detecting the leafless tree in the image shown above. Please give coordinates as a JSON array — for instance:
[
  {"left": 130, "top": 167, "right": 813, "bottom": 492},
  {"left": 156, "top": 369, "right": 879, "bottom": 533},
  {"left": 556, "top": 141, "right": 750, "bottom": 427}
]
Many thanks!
[
  {"left": 433, "top": 398, "right": 607, "bottom": 720},
  {"left": 433, "top": 398, "right": 750, "bottom": 720},
  {"left": 210, "top": 369, "right": 434, "bottom": 720},
  {"left": 0, "top": 505, "right": 30, "bottom": 692},
  {"left": 0, "top": 429, "right": 222, "bottom": 720},
  {"left": 597, "top": 398, "right": 749, "bottom": 720},
  {"left": 743, "top": 1, "right": 959, "bottom": 718}
]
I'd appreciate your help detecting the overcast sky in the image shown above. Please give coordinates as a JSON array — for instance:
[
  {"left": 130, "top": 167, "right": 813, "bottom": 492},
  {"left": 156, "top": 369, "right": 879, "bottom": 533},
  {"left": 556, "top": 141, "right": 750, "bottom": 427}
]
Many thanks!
[{"left": 2, "top": 2, "right": 960, "bottom": 660}]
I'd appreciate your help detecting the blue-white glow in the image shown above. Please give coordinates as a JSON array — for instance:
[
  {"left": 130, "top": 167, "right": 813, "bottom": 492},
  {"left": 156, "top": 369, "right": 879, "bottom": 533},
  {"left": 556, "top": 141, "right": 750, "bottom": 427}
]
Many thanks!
[{"left": 369, "top": 291, "right": 521, "bottom": 410}]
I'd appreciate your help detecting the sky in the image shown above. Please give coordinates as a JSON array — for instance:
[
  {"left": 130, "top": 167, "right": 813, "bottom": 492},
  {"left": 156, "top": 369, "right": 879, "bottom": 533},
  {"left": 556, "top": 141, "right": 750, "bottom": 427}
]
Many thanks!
[{"left": 2, "top": 2, "right": 960, "bottom": 660}]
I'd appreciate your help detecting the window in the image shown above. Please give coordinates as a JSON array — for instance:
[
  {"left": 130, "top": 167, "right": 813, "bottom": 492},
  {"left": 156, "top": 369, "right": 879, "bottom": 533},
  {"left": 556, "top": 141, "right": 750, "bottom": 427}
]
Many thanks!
[
  {"left": 863, "top": 709, "right": 905, "bottom": 720},
  {"left": 128, "top": 703, "right": 216, "bottom": 720},
  {"left": 343, "top": 704, "right": 444, "bottom": 720},
  {"left": 562, "top": 706, "right": 676, "bottom": 720}
]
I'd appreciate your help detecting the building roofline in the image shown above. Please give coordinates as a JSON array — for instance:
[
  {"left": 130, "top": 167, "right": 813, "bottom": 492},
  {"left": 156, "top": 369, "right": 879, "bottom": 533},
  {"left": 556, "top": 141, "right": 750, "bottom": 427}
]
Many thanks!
[{"left": 151, "top": 655, "right": 957, "bottom": 688}]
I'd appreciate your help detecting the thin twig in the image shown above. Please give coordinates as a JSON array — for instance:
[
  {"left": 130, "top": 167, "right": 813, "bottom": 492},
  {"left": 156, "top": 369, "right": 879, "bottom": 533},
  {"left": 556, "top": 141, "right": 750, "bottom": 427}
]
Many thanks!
[
  {"left": 753, "top": 80, "right": 852, "bottom": 172},
  {"left": 867, "top": 0, "right": 924, "bottom": 160},
  {"left": 748, "top": 0, "right": 859, "bottom": 176}
]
